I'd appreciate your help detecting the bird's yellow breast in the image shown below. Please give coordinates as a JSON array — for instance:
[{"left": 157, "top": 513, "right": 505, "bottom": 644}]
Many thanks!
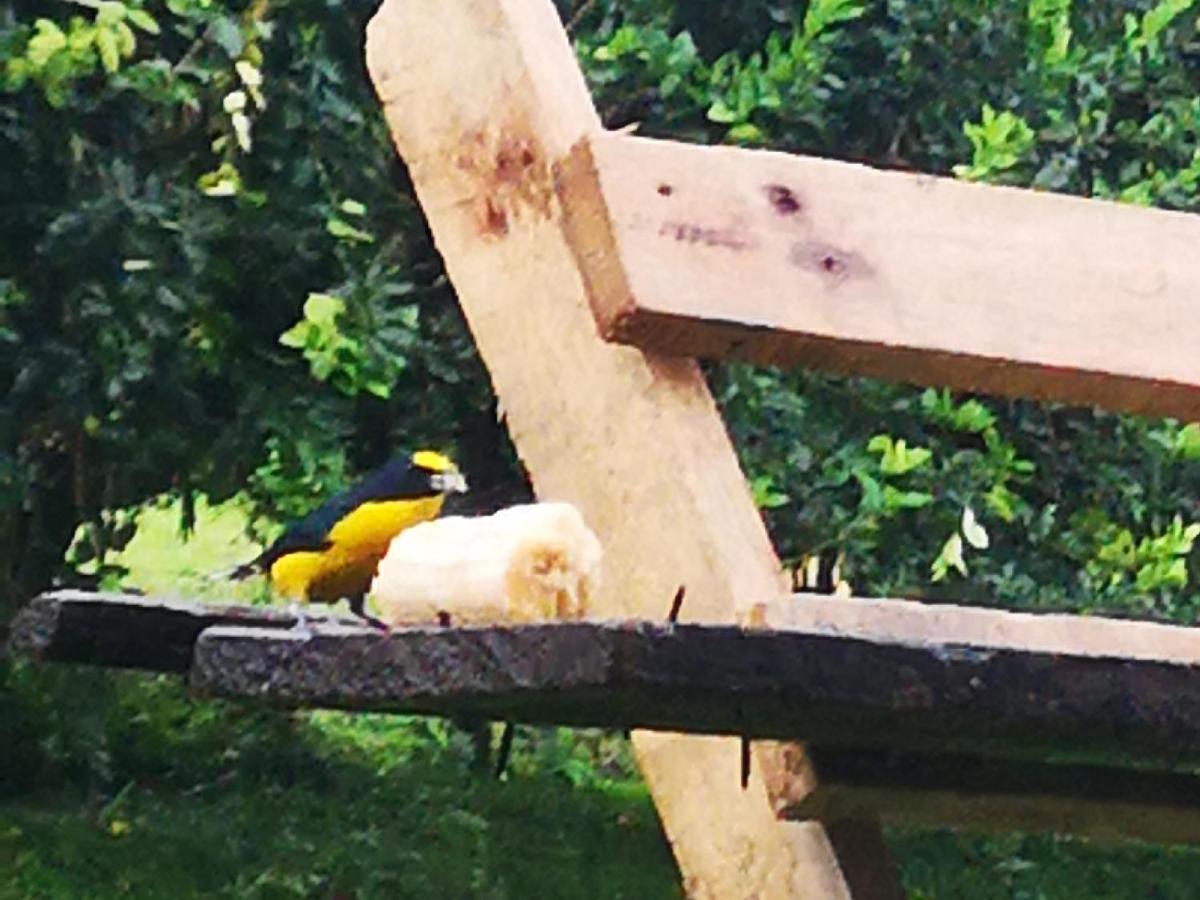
[{"left": 268, "top": 496, "right": 446, "bottom": 602}]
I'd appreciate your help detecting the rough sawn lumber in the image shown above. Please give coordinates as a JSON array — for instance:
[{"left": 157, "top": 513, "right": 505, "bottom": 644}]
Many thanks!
[
  {"left": 782, "top": 747, "right": 1200, "bottom": 847},
  {"left": 363, "top": 0, "right": 867, "bottom": 896},
  {"left": 557, "top": 132, "right": 1200, "bottom": 419},
  {"left": 14, "top": 591, "right": 1200, "bottom": 769},
  {"left": 188, "top": 616, "right": 1200, "bottom": 770}
]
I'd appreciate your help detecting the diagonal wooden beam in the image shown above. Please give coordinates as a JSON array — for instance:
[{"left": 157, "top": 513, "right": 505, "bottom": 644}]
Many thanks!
[
  {"left": 557, "top": 132, "right": 1200, "bottom": 419},
  {"left": 364, "top": 2, "right": 887, "bottom": 896}
]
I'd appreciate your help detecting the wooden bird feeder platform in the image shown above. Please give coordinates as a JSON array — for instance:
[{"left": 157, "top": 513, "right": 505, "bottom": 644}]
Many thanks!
[{"left": 13, "top": 1, "right": 1200, "bottom": 896}]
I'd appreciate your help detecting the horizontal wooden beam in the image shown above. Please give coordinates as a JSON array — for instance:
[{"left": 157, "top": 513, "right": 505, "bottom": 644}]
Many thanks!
[
  {"left": 16, "top": 592, "right": 1200, "bottom": 770},
  {"left": 752, "top": 592, "right": 1200, "bottom": 663},
  {"left": 189, "top": 615, "right": 1200, "bottom": 771},
  {"left": 9, "top": 591, "right": 314, "bottom": 672},
  {"left": 557, "top": 132, "right": 1200, "bottom": 418},
  {"left": 17, "top": 591, "right": 1200, "bottom": 842},
  {"left": 781, "top": 747, "right": 1200, "bottom": 847}
]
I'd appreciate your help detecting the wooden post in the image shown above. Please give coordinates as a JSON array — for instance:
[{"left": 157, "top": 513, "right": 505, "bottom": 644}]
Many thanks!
[{"left": 365, "top": 1, "right": 894, "bottom": 896}]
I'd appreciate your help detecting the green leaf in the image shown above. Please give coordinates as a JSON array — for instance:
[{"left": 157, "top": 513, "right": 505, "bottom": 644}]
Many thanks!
[
  {"left": 197, "top": 162, "right": 241, "bottom": 197},
  {"left": 750, "top": 475, "right": 790, "bottom": 509},
  {"left": 726, "top": 122, "right": 765, "bottom": 144},
  {"left": 278, "top": 321, "right": 311, "bottom": 349},
  {"left": 96, "top": 2, "right": 127, "bottom": 28},
  {"left": 931, "top": 533, "right": 967, "bottom": 582},
  {"left": 363, "top": 379, "right": 391, "bottom": 399},
  {"left": 984, "top": 483, "right": 1018, "bottom": 523},
  {"left": 326, "top": 217, "right": 374, "bottom": 244},
  {"left": 126, "top": 9, "right": 160, "bottom": 35},
  {"left": 302, "top": 293, "right": 344, "bottom": 326},
  {"left": 962, "top": 506, "right": 989, "bottom": 550},
  {"left": 706, "top": 98, "right": 738, "bottom": 124},
  {"left": 96, "top": 27, "right": 120, "bottom": 73},
  {"left": 27, "top": 19, "right": 68, "bottom": 69},
  {"left": 869, "top": 434, "right": 933, "bottom": 476},
  {"left": 883, "top": 486, "right": 934, "bottom": 511},
  {"left": 116, "top": 21, "right": 137, "bottom": 57}
]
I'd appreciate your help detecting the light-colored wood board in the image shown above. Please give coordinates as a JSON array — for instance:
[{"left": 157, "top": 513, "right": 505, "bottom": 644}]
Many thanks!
[
  {"left": 364, "top": 2, "right": 880, "bottom": 896},
  {"left": 755, "top": 593, "right": 1200, "bottom": 663},
  {"left": 558, "top": 132, "right": 1200, "bottom": 419}
]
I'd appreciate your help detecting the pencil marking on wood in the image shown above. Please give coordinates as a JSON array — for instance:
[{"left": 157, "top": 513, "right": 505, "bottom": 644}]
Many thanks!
[{"left": 658, "top": 219, "right": 755, "bottom": 251}]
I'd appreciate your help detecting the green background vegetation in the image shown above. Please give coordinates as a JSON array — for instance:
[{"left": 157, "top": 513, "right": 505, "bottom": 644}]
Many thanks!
[{"left": 5, "top": 0, "right": 1200, "bottom": 895}]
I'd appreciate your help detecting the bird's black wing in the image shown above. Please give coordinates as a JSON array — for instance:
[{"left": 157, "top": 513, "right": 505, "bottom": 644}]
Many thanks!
[
  {"left": 231, "top": 455, "right": 426, "bottom": 578},
  {"left": 231, "top": 497, "right": 352, "bottom": 577}
]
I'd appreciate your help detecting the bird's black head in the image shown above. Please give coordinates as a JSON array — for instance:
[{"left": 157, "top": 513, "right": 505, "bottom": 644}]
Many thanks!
[{"left": 360, "top": 450, "right": 468, "bottom": 501}]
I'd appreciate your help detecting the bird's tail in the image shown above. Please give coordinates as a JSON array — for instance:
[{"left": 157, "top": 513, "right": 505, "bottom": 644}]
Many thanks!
[{"left": 206, "top": 560, "right": 261, "bottom": 583}]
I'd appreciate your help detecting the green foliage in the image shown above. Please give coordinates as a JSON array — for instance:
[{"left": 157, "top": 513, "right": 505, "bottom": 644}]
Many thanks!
[
  {"left": 278, "top": 290, "right": 414, "bottom": 400},
  {"left": 578, "top": 0, "right": 1200, "bottom": 625},
  {"left": 6, "top": 0, "right": 1200, "bottom": 894},
  {"left": 0, "top": 0, "right": 497, "bottom": 610},
  {"left": 4, "top": 3, "right": 160, "bottom": 106},
  {"left": 1, "top": 661, "right": 675, "bottom": 900},
  {"left": 954, "top": 103, "right": 1036, "bottom": 182}
]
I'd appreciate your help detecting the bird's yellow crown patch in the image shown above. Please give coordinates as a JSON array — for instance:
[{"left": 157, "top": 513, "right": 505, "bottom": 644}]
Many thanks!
[{"left": 412, "top": 449, "right": 456, "bottom": 472}]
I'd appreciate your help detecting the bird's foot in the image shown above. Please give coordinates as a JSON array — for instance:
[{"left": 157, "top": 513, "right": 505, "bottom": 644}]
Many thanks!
[
  {"left": 287, "top": 603, "right": 315, "bottom": 640},
  {"left": 359, "top": 613, "right": 391, "bottom": 633},
  {"left": 348, "top": 595, "right": 391, "bottom": 632}
]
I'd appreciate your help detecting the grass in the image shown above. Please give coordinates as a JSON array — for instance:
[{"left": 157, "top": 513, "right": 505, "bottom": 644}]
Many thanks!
[
  {"left": 0, "top": 717, "right": 678, "bottom": 900},
  {"left": 5, "top": 495, "right": 1200, "bottom": 898},
  {"left": 112, "top": 495, "right": 267, "bottom": 603}
]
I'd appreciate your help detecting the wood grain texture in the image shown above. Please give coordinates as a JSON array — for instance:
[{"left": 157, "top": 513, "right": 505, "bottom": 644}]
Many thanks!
[
  {"left": 364, "top": 2, "right": 866, "bottom": 896},
  {"left": 185, "top": 615, "right": 1200, "bottom": 770},
  {"left": 558, "top": 132, "right": 1200, "bottom": 419}
]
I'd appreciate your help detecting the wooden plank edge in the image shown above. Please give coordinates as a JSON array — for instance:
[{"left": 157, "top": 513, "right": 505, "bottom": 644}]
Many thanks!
[
  {"left": 188, "top": 619, "right": 1200, "bottom": 769},
  {"left": 781, "top": 747, "right": 1200, "bottom": 847},
  {"left": 8, "top": 590, "right": 327, "bottom": 673},
  {"left": 754, "top": 593, "right": 1200, "bottom": 665}
]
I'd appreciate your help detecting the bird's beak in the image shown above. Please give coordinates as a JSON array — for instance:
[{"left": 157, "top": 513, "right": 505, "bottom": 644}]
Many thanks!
[{"left": 431, "top": 471, "right": 469, "bottom": 494}]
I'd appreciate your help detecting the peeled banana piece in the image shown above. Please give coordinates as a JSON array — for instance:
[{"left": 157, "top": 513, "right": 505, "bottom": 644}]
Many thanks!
[{"left": 370, "top": 502, "right": 602, "bottom": 627}]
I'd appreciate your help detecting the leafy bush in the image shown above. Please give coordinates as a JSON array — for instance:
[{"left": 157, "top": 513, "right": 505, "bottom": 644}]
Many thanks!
[
  {"left": 6, "top": 0, "right": 1200, "bottom": 896},
  {"left": 577, "top": 0, "right": 1200, "bottom": 622}
]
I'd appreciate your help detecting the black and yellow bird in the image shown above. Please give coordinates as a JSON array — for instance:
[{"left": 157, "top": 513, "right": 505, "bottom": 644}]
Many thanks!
[{"left": 231, "top": 450, "right": 468, "bottom": 622}]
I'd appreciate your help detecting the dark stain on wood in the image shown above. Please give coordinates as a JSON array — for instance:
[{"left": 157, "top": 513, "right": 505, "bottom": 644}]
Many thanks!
[
  {"left": 765, "top": 184, "right": 802, "bottom": 217},
  {"left": 455, "top": 118, "right": 554, "bottom": 240},
  {"left": 790, "top": 239, "right": 871, "bottom": 285}
]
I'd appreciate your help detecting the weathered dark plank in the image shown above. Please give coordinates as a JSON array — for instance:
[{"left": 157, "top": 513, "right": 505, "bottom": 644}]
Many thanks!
[
  {"left": 781, "top": 747, "right": 1200, "bottom": 846},
  {"left": 191, "top": 618, "right": 1200, "bottom": 770},
  {"left": 8, "top": 591, "right": 319, "bottom": 673},
  {"left": 16, "top": 591, "right": 1200, "bottom": 775}
]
